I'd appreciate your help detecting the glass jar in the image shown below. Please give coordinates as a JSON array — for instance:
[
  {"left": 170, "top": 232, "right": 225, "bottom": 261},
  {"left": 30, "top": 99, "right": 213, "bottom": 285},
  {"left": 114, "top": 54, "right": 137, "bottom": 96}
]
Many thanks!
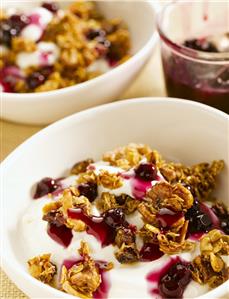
[{"left": 157, "top": 0, "right": 229, "bottom": 113}]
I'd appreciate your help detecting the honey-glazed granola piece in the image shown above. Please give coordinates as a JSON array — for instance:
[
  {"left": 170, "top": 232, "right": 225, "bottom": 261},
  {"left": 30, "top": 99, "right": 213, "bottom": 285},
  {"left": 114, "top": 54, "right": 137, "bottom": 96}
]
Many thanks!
[
  {"left": 11, "top": 37, "right": 36, "bottom": 52},
  {"left": 28, "top": 254, "right": 56, "bottom": 284},
  {"left": 159, "top": 162, "right": 190, "bottom": 184},
  {"left": 70, "top": 158, "right": 94, "bottom": 175},
  {"left": 146, "top": 181, "right": 194, "bottom": 212},
  {"left": 115, "top": 193, "right": 139, "bottom": 214},
  {"left": 96, "top": 192, "right": 116, "bottom": 211},
  {"left": 97, "top": 192, "right": 139, "bottom": 214},
  {"left": 69, "top": 1, "right": 101, "bottom": 20},
  {"left": 158, "top": 222, "right": 195, "bottom": 254},
  {"left": 97, "top": 170, "right": 123, "bottom": 189},
  {"left": 42, "top": 188, "right": 92, "bottom": 232},
  {"left": 115, "top": 243, "right": 139, "bottom": 264},
  {"left": 140, "top": 222, "right": 195, "bottom": 255},
  {"left": 200, "top": 229, "right": 229, "bottom": 255},
  {"left": 107, "top": 28, "right": 131, "bottom": 61},
  {"left": 115, "top": 227, "right": 136, "bottom": 248},
  {"left": 191, "top": 253, "right": 229, "bottom": 288},
  {"left": 159, "top": 160, "right": 224, "bottom": 201},
  {"left": 139, "top": 224, "right": 160, "bottom": 244},
  {"left": 138, "top": 201, "right": 157, "bottom": 224},
  {"left": 103, "top": 143, "right": 152, "bottom": 170},
  {"left": 60, "top": 241, "right": 113, "bottom": 298},
  {"left": 183, "top": 160, "right": 224, "bottom": 200},
  {"left": 78, "top": 170, "right": 98, "bottom": 185}
]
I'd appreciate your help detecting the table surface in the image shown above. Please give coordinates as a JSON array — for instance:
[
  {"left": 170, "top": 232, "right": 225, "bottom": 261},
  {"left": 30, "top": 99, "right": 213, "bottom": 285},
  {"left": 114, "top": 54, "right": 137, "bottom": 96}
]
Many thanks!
[{"left": 1, "top": 46, "right": 166, "bottom": 298}]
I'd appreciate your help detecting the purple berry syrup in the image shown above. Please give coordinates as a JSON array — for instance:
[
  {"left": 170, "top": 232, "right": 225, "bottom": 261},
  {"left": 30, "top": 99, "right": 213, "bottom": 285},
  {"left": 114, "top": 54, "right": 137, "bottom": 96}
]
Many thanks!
[
  {"left": 146, "top": 257, "right": 191, "bottom": 299},
  {"left": 121, "top": 163, "right": 162, "bottom": 200},
  {"left": 140, "top": 243, "right": 164, "bottom": 262},
  {"left": 68, "top": 209, "right": 114, "bottom": 246},
  {"left": 47, "top": 223, "right": 73, "bottom": 247}
]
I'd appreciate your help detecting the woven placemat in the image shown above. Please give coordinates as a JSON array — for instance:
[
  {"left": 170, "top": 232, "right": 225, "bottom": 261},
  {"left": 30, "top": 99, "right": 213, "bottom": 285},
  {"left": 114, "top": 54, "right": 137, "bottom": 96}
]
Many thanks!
[{"left": 0, "top": 269, "right": 28, "bottom": 298}]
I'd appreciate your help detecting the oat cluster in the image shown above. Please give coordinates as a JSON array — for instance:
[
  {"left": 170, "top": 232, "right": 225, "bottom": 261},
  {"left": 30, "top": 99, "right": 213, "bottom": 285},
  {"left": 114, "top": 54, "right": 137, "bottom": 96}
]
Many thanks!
[
  {"left": 191, "top": 230, "right": 229, "bottom": 288},
  {"left": 61, "top": 241, "right": 113, "bottom": 298},
  {"left": 27, "top": 143, "right": 228, "bottom": 296}
]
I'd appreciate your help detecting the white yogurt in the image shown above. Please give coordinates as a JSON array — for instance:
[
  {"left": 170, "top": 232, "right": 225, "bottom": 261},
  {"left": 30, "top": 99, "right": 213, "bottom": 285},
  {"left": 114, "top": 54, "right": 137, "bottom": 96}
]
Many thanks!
[
  {"left": 16, "top": 42, "right": 59, "bottom": 69},
  {"left": 20, "top": 24, "right": 43, "bottom": 42},
  {"left": 20, "top": 161, "right": 222, "bottom": 298}
]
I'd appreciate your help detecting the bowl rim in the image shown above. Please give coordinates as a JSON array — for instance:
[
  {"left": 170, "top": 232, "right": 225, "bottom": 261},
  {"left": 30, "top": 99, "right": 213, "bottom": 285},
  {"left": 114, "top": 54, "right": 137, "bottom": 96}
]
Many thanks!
[
  {"left": 2, "top": 1, "right": 158, "bottom": 100},
  {"left": 1, "top": 97, "right": 229, "bottom": 298}
]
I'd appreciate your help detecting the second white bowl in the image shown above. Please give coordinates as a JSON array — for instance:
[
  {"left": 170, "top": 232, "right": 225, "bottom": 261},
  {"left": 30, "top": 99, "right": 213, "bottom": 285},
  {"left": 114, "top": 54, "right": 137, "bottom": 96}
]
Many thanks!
[{"left": 2, "top": 1, "right": 158, "bottom": 125}]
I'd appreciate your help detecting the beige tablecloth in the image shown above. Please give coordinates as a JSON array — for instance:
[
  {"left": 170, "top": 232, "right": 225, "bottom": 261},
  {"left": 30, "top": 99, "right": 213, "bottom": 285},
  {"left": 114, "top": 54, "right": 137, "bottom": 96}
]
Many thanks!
[{"left": 1, "top": 46, "right": 166, "bottom": 298}]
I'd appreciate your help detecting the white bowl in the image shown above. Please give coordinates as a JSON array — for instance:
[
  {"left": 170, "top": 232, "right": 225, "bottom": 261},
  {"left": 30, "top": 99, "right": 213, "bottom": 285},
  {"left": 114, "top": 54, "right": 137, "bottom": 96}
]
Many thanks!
[
  {"left": 1, "top": 1, "right": 159, "bottom": 125},
  {"left": 1, "top": 97, "right": 228, "bottom": 298}
]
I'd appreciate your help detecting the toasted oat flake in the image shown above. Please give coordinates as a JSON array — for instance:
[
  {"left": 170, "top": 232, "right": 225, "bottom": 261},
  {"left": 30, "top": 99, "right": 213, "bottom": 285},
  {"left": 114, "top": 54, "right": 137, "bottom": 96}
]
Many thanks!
[{"left": 28, "top": 254, "right": 56, "bottom": 284}]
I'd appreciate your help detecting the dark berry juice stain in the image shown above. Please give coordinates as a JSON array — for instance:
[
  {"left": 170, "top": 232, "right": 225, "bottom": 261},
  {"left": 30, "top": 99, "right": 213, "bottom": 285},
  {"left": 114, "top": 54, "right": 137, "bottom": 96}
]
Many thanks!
[
  {"left": 33, "top": 177, "right": 62, "bottom": 199},
  {"left": 156, "top": 209, "right": 184, "bottom": 228},
  {"left": 140, "top": 243, "right": 164, "bottom": 262},
  {"left": 146, "top": 257, "right": 191, "bottom": 299},
  {"left": 185, "top": 200, "right": 220, "bottom": 238},
  {"left": 62, "top": 259, "right": 111, "bottom": 299},
  {"left": 47, "top": 223, "right": 73, "bottom": 247},
  {"left": 67, "top": 208, "right": 127, "bottom": 247}
]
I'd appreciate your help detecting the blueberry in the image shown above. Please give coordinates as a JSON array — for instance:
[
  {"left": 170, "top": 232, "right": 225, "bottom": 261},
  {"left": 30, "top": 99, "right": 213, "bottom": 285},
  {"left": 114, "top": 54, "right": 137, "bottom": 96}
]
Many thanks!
[
  {"left": 34, "top": 177, "right": 60, "bottom": 199},
  {"left": 104, "top": 208, "right": 125, "bottom": 228},
  {"left": 135, "top": 163, "right": 157, "bottom": 181},
  {"left": 78, "top": 182, "right": 98, "bottom": 202}
]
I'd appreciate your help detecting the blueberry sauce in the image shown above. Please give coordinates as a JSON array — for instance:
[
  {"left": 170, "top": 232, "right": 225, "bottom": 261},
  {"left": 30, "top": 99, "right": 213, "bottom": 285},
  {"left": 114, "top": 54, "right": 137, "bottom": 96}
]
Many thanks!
[
  {"left": 185, "top": 200, "right": 220, "bottom": 238},
  {"left": 33, "top": 177, "right": 62, "bottom": 199},
  {"left": 121, "top": 167, "right": 161, "bottom": 200},
  {"left": 156, "top": 209, "right": 184, "bottom": 228},
  {"left": 78, "top": 182, "right": 98, "bottom": 202},
  {"left": 146, "top": 257, "right": 191, "bottom": 299},
  {"left": 62, "top": 259, "right": 111, "bottom": 299},
  {"left": 140, "top": 243, "right": 164, "bottom": 262},
  {"left": 67, "top": 208, "right": 120, "bottom": 247},
  {"left": 47, "top": 223, "right": 73, "bottom": 247},
  {"left": 29, "top": 13, "right": 41, "bottom": 26}
]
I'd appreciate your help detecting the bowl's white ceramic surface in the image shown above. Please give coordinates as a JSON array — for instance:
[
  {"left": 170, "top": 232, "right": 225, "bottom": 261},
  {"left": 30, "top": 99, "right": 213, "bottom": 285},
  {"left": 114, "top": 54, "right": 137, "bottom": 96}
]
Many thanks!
[
  {"left": 1, "top": 0, "right": 159, "bottom": 125},
  {"left": 1, "top": 98, "right": 228, "bottom": 298}
]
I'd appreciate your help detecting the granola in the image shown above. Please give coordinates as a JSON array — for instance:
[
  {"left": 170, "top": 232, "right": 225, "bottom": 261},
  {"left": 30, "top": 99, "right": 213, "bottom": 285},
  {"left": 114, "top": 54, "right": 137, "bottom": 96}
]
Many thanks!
[
  {"left": 25, "top": 143, "right": 228, "bottom": 297},
  {"left": 0, "top": 1, "right": 131, "bottom": 93},
  {"left": 28, "top": 254, "right": 56, "bottom": 284},
  {"left": 60, "top": 242, "right": 113, "bottom": 298}
]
